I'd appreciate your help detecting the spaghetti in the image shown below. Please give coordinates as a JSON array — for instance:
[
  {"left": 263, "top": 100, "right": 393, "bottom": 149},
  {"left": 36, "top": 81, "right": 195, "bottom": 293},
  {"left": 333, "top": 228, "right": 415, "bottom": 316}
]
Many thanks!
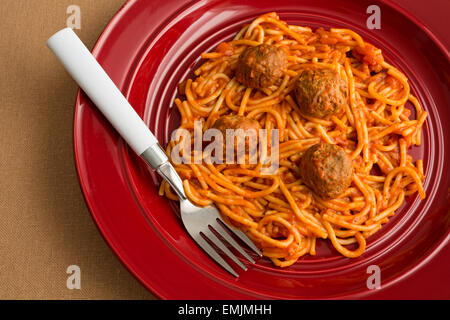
[{"left": 160, "top": 12, "right": 427, "bottom": 267}]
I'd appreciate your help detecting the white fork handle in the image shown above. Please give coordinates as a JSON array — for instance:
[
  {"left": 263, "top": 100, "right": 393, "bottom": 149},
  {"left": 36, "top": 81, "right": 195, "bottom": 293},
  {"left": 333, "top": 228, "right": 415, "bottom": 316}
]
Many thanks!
[
  {"left": 47, "top": 28, "right": 157, "bottom": 156},
  {"left": 47, "top": 28, "right": 186, "bottom": 199}
]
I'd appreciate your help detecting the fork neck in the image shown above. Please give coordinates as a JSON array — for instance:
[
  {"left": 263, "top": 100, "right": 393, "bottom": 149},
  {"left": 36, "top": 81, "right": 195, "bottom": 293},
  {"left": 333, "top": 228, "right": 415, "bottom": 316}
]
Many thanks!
[{"left": 141, "top": 144, "right": 187, "bottom": 201}]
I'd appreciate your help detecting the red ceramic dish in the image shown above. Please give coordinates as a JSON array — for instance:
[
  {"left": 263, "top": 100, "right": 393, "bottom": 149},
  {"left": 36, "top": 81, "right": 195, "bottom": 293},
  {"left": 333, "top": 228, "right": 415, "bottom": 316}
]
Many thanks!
[{"left": 74, "top": 0, "right": 450, "bottom": 299}]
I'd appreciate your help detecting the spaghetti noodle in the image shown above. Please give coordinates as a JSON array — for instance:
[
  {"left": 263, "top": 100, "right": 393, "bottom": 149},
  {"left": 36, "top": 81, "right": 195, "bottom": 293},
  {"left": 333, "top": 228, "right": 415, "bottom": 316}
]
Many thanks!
[{"left": 160, "top": 12, "right": 427, "bottom": 267}]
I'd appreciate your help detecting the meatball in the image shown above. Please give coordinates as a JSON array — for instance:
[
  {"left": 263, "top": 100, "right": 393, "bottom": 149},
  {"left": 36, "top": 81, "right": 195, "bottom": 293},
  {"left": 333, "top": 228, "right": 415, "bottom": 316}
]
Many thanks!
[
  {"left": 294, "top": 68, "right": 348, "bottom": 118},
  {"left": 211, "top": 115, "right": 261, "bottom": 162},
  {"left": 235, "top": 44, "right": 287, "bottom": 89},
  {"left": 299, "top": 143, "right": 353, "bottom": 198}
]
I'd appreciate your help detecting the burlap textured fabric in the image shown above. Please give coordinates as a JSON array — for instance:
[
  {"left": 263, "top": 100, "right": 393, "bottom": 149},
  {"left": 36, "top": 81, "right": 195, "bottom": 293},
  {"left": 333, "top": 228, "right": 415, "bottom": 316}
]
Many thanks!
[{"left": 0, "top": 0, "right": 154, "bottom": 300}]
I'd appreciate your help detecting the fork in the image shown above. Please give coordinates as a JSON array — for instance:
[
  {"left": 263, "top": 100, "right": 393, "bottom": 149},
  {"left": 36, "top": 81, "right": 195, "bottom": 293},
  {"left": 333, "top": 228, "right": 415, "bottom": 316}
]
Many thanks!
[{"left": 47, "top": 28, "right": 262, "bottom": 277}]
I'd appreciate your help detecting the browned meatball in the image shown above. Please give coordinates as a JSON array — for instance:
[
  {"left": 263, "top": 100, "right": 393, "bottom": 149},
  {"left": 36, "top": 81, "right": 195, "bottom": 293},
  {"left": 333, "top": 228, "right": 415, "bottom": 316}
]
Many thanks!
[
  {"left": 294, "top": 69, "right": 348, "bottom": 118},
  {"left": 299, "top": 143, "right": 353, "bottom": 198},
  {"left": 211, "top": 115, "right": 261, "bottom": 161},
  {"left": 213, "top": 115, "right": 260, "bottom": 135},
  {"left": 235, "top": 44, "right": 287, "bottom": 89}
]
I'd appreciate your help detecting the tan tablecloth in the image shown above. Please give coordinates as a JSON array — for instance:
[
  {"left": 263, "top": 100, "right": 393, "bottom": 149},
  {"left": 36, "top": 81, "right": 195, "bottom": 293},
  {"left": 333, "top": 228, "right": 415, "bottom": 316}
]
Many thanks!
[{"left": 0, "top": 0, "right": 154, "bottom": 299}]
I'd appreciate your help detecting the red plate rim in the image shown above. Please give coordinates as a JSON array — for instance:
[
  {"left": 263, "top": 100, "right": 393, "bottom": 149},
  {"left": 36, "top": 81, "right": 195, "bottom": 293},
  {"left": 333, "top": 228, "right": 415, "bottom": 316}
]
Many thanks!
[{"left": 73, "top": 0, "right": 450, "bottom": 299}]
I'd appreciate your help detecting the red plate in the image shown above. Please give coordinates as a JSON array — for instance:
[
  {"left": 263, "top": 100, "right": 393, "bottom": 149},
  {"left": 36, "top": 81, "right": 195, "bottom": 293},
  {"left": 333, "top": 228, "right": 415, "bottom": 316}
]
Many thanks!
[{"left": 74, "top": 0, "right": 450, "bottom": 299}]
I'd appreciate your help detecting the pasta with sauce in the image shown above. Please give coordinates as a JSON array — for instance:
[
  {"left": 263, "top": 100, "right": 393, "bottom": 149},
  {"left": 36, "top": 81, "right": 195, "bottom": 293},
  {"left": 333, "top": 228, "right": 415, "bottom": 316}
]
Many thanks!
[{"left": 160, "top": 12, "right": 427, "bottom": 267}]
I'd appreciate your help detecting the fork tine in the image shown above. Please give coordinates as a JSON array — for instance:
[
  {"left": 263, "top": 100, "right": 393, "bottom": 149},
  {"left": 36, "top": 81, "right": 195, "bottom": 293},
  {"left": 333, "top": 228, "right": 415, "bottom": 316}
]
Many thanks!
[
  {"left": 217, "top": 218, "right": 263, "bottom": 257},
  {"left": 193, "top": 233, "right": 239, "bottom": 277},
  {"left": 211, "top": 220, "right": 255, "bottom": 264},
  {"left": 203, "top": 229, "right": 247, "bottom": 271}
]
